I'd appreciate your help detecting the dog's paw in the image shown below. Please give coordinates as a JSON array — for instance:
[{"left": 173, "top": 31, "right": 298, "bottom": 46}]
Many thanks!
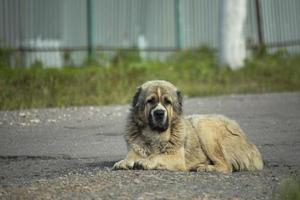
[
  {"left": 133, "top": 159, "right": 156, "bottom": 170},
  {"left": 112, "top": 159, "right": 134, "bottom": 170},
  {"left": 195, "top": 164, "right": 231, "bottom": 173},
  {"left": 195, "top": 164, "right": 209, "bottom": 172}
]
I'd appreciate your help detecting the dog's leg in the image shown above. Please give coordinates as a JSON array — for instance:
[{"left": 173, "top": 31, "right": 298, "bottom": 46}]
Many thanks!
[
  {"left": 191, "top": 119, "right": 233, "bottom": 173},
  {"left": 195, "top": 142, "right": 232, "bottom": 173},
  {"left": 113, "top": 150, "right": 142, "bottom": 170},
  {"left": 133, "top": 148, "right": 187, "bottom": 171}
]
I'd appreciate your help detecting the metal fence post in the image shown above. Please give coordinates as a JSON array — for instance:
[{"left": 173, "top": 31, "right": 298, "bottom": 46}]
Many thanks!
[
  {"left": 255, "top": 0, "right": 264, "bottom": 47},
  {"left": 87, "top": 0, "right": 96, "bottom": 57},
  {"left": 174, "top": 0, "right": 182, "bottom": 50}
]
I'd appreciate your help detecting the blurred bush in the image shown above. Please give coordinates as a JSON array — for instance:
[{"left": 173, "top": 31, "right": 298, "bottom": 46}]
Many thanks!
[{"left": 0, "top": 47, "right": 300, "bottom": 110}]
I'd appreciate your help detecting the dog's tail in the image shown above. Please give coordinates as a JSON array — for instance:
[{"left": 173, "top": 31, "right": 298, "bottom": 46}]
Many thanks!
[
  {"left": 222, "top": 121, "right": 264, "bottom": 171},
  {"left": 225, "top": 141, "right": 263, "bottom": 171}
]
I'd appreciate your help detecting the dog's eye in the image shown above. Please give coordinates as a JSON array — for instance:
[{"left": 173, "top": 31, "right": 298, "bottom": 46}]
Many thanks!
[
  {"left": 164, "top": 98, "right": 172, "bottom": 105},
  {"left": 146, "top": 97, "right": 155, "bottom": 104}
]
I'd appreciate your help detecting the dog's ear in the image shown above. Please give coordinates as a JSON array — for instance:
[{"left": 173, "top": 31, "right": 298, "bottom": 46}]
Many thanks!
[
  {"left": 177, "top": 90, "right": 183, "bottom": 107},
  {"left": 132, "top": 86, "right": 142, "bottom": 108},
  {"left": 175, "top": 90, "right": 183, "bottom": 114},
  {"left": 130, "top": 86, "right": 145, "bottom": 128}
]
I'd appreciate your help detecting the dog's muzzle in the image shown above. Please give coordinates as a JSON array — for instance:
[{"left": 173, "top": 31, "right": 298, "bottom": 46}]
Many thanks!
[
  {"left": 153, "top": 109, "right": 165, "bottom": 121},
  {"left": 149, "top": 104, "right": 169, "bottom": 132}
]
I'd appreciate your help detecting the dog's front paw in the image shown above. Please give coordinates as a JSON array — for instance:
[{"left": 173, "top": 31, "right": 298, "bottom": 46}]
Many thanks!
[
  {"left": 133, "top": 159, "right": 157, "bottom": 170},
  {"left": 113, "top": 159, "right": 134, "bottom": 170}
]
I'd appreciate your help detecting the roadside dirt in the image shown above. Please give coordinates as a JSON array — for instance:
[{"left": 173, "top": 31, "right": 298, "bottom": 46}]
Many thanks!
[{"left": 1, "top": 92, "right": 299, "bottom": 199}]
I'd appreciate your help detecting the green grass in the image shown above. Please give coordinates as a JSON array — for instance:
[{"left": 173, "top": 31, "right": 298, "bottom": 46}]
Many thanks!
[
  {"left": 1, "top": 47, "right": 300, "bottom": 110},
  {"left": 274, "top": 177, "right": 300, "bottom": 200}
]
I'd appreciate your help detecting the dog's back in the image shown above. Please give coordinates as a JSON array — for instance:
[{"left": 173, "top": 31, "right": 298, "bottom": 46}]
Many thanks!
[{"left": 184, "top": 115, "right": 263, "bottom": 172}]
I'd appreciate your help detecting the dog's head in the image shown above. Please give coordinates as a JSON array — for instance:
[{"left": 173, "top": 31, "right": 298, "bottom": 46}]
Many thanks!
[{"left": 130, "top": 80, "right": 183, "bottom": 133}]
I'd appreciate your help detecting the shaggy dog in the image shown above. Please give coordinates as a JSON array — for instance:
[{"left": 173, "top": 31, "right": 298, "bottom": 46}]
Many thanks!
[{"left": 113, "top": 80, "right": 263, "bottom": 172}]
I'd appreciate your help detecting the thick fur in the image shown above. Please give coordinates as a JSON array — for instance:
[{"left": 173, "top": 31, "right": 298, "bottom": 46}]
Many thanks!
[{"left": 113, "top": 80, "right": 263, "bottom": 172}]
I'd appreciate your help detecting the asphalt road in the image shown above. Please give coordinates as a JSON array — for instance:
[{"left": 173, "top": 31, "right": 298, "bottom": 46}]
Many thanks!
[{"left": 0, "top": 92, "right": 299, "bottom": 199}]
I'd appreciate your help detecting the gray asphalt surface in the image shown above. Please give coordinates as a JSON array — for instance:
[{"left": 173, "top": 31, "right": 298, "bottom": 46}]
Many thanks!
[{"left": 0, "top": 92, "right": 299, "bottom": 199}]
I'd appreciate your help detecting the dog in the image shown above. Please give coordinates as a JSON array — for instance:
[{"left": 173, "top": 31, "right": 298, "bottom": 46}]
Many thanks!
[{"left": 113, "top": 80, "right": 263, "bottom": 172}]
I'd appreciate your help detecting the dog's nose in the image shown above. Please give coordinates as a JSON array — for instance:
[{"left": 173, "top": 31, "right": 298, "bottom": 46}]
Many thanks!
[{"left": 154, "top": 109, "right": 165, "bottom": 119}]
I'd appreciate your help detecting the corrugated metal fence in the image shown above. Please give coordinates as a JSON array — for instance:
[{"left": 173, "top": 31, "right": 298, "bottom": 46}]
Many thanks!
[{"left": 0, "top": 0, "right": 300, "bottom": 67}]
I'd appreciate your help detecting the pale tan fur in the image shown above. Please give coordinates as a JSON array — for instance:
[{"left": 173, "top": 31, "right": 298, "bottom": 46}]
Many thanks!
[{"left": 113, "top": 80, "right": 263, "bottom": 173}]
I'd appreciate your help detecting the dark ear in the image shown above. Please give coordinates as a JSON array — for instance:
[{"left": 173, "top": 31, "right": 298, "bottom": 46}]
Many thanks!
[
  {"left": 177, "top": 90, "right": 183, "bottom": 107},
  {"left": 175, "top": 90, "right": 183, "bottom": 114},
  {"left": 132, "top": 87, "right": 142, "bottom": 108}
]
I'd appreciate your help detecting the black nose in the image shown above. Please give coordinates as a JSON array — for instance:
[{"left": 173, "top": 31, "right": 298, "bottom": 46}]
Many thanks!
[{"left": 154, "top": 109, "right": 165, "bottom": 119}]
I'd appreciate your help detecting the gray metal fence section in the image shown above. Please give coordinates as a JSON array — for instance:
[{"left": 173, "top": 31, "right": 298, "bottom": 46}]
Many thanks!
[{"left": 0, "top": 0, "right": 300, "bottom": 67}]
